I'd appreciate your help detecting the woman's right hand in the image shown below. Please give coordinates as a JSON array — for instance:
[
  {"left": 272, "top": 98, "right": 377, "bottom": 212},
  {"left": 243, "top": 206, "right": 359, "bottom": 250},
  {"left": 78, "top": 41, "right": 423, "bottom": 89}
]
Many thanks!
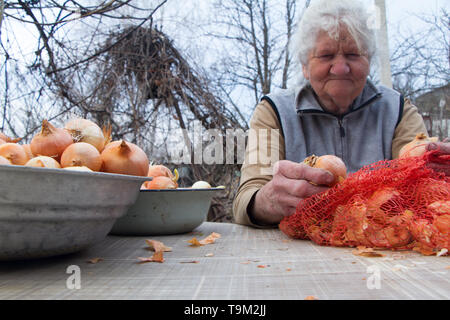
[{"left": 249, "top": 160, "right": 335, "bottom": 225}]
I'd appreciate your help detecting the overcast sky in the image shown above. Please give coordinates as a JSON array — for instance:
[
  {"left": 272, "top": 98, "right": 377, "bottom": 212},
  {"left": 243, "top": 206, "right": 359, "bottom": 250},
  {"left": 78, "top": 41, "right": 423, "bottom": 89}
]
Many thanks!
[{"left": 386, "top": 0, "right": 448, "bottom": 31}]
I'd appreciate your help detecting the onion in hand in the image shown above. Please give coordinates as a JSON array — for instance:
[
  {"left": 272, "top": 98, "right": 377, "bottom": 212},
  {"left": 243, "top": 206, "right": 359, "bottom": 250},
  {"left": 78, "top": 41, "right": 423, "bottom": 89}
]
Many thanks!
[
  {"left": 303, "top": 154, "right": 347, "bottom": 187},
  {"left": 399, "top": 133, "right": 438, "bottom": 158}
]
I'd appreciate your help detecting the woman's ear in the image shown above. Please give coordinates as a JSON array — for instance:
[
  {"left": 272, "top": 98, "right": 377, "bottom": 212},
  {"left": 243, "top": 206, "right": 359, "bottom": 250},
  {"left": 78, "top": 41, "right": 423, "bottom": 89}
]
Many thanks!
[{"left": 302, "top": 65, "right": 309, "bottom": 80}]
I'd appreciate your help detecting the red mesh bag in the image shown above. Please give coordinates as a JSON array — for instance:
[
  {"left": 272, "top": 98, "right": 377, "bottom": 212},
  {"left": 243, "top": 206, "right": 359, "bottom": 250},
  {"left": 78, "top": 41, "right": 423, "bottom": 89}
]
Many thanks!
[{"left": 279, "top": 150, "right": 450, "bottom": 255}]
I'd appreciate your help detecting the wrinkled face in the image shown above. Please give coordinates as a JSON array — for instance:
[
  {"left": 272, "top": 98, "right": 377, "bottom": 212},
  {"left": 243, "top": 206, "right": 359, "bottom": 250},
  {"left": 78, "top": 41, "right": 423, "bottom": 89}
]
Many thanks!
[{"left": 302, "top": 27, "right": 370, "bottom": 115}]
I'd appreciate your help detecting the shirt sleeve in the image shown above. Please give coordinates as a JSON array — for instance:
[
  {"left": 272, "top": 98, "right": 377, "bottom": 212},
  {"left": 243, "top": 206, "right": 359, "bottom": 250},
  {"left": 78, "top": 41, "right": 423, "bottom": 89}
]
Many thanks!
[
  {"left": 232, "top": 100, "right": 285, "bottom": 227},
  {"left": 392, "top": 98, "right": 429, "bottom": 159}
]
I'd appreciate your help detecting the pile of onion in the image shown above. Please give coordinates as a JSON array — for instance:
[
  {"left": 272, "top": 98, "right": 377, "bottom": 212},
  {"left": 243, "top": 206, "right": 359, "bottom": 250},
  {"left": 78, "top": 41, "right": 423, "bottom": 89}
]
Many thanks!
[
  {"left": 142, "top": 164, "right": 179, "bottom": 189},
  {"left": 303, "top": 154, "right": 347, "bottom": 187},
  {"left": 101, "top": 140, "right": 149, "bottom": 176},
  {"left": 0, "top": 119, "right": 153, "bottom": 178},
  {"left": 64, "top": 118, "right": 110, "bottom": 153},
  {"left": 30, "top": 120, "right": 73, "bottom": 160},
  {"left": 399, "top": 133, "right": 438, "bottom": 158}
]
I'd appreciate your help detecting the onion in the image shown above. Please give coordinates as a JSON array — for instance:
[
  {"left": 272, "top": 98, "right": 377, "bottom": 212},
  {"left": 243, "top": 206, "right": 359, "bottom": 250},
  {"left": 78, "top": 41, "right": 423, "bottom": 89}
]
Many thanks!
[
  {"left": 0, "top": 155, "right": 11, "bottom": 165},
  {"left": 303, "top": 154, "right": 347, "bottom": 186},
  {"left": 428, "top": 201, "right": 450, "bottom": 216},
  {"left": 147, "top": 164, "right": 176, "bottom": 179},
  {"left": 60, "top": 142, "right": 102, "bottom": 171},
  {"left": 30, "top": 120, "right": 73, "bottom": 159},
  {"left": 101, "top": 140, "right": 149, "bottom": 176},
  {"left": 0, "top": 143, "right": 28, "bottom": 165},
  {"left": 433, "top": 214, "right": 450, "bottom": 234},
  {"left": 0, "top": 132, "right": 21, "bottom": 143},
  {"left": 63, "top": 166, "right": 93, "bottom": 172},
  {"left": 143, "top": 165, "right": 179, "bottom": 189},
  {"left": 22, "top": 144, "right": 34, "bottom": 161},
  {"left": 399, "top": 133, "right": 438, "bottom": 158},
  {"left": 64, "top": 118, "right": 110, "bottom": 152},
  {"left": 192, "top": 181, "right": 212, "bottom": 189},
  {"left": 25, "top": 156, "right": 61, "bottom": 169},
  {"left": 145, "top": 176, "right": 178, "bottom": 189},
  {"left": 0, "top": 138, "right": 5, "bottom": 145}
]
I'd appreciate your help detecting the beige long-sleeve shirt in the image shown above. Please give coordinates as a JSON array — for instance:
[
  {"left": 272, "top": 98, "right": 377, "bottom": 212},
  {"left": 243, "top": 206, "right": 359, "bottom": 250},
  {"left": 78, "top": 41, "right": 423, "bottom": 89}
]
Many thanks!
[{"left": 232, "top": 98, "right": 428, "bottom": 228}]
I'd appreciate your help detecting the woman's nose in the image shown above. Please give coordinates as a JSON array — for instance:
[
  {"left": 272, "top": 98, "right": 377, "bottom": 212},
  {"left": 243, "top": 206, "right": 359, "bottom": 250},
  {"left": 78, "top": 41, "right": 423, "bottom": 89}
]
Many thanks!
[{"left": 330, "top": 56, "right": 350, "bottom": 75}]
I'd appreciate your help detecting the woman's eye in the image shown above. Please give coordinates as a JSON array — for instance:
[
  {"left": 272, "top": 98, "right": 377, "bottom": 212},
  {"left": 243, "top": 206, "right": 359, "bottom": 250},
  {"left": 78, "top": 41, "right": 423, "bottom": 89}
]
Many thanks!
[
  {"left": 318, "top": 54, "right": 333, "bottom": 60},
  {"left": 346, "top": 53, "right": 360, "bottom": 59}
]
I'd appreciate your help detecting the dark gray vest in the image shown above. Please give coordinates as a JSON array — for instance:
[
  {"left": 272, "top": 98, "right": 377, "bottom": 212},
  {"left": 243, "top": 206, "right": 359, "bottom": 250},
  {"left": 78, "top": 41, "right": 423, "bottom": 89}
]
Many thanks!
[{"left": 262, "top": 81, "right": 404, "bottom": 173}]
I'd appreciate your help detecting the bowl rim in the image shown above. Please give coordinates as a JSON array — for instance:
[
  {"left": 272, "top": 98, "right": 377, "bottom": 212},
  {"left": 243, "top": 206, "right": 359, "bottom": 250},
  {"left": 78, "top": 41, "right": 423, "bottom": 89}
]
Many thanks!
[
  {"left": 0, "top": 163, "right": 151, "bottom": 182},
  {"left": 139, "top": 187, "right": 226, "bottom": 192}
]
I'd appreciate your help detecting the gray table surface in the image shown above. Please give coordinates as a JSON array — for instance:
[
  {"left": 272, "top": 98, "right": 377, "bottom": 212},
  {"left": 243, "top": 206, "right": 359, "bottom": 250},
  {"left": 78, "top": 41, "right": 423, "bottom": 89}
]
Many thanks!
[{"left": 0, "top": 222, "right": 449, "bottom": 300}]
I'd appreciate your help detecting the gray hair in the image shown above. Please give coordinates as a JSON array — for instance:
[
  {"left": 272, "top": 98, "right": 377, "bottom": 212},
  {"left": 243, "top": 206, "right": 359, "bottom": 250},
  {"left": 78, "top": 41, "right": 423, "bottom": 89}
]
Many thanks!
[{"left": 292, "top": 0, "right": 377, "bottom": 66}]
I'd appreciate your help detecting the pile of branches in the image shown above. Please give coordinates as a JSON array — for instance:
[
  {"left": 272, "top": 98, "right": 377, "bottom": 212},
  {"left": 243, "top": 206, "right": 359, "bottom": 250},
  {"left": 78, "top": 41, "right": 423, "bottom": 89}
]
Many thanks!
[{"left": 90, "top": 26, "right": 247, "bottom": 222}]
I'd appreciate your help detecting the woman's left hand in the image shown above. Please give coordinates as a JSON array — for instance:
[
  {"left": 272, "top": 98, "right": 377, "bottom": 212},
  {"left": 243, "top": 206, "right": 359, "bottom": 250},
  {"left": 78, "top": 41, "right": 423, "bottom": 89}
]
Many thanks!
[{"left": 426, "top": 139, "right": 450, "bottom": 176}]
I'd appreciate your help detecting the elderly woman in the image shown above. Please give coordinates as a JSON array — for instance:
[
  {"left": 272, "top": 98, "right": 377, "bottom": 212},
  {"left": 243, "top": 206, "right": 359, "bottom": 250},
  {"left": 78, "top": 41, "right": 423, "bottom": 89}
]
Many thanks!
[{"left": 233, "top": 0, "right": 450, "bottom": 227}]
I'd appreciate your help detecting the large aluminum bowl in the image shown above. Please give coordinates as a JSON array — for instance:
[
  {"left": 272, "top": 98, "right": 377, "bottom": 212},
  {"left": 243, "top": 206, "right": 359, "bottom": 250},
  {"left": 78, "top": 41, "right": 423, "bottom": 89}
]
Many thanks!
[
  {"left": 0, "top": 164, "right": 149, "bottom": 261},
  {"left": 110, "top": 188, "right": 225, "bottom": 236}
]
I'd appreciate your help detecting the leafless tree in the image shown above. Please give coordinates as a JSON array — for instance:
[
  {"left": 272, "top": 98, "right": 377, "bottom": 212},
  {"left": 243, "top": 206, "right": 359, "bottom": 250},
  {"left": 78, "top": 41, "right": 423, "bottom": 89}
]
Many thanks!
[
  {"left": 208, "top": 0, "right": 301, "bottom": 107},
  {"left": 0, "top": 0, "right": 168, "bottom": 139},
  {"left": 390, "top": 8, "right": 449, "bottom": 100}
]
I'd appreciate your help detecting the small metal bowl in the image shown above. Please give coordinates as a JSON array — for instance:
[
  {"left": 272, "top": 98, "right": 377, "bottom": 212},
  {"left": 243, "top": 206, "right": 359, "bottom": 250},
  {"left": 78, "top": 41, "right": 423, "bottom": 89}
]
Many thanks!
[
  {"left": 0, "top": 164, "right": 149, "bottom": 261},
  {"left": 109, "top": 188, "right": 225, "bottom": 236}
]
